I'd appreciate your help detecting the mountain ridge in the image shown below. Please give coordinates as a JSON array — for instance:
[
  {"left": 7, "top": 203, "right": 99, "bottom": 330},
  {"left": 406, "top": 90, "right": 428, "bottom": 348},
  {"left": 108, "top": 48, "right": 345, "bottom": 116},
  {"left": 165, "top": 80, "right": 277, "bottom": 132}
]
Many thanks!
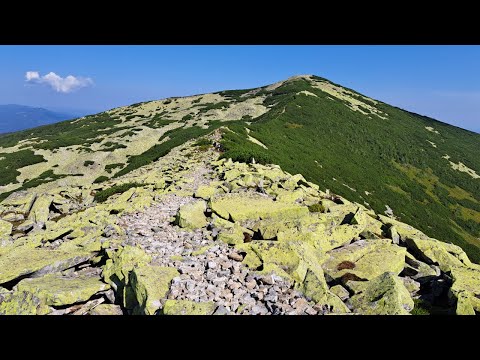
[
  {"left": 0, "top": 133, "right": 479, "bottom": 315},
  {"left": 0, "top": 74, "right": 479, "bottom": 262},
  {"left": 0, "top": 74, "right": 480, "bottom": 315}
]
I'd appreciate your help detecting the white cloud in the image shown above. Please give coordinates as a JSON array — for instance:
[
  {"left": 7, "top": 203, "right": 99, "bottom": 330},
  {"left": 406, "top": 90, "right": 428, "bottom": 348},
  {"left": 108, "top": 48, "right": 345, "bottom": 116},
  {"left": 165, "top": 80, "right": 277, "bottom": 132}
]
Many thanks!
[
  {"left": 25, "top": 71, "right": 93, "bottom": 93},
  {"left": 25, "top": 71, "right": 40, "bottom": 81}
]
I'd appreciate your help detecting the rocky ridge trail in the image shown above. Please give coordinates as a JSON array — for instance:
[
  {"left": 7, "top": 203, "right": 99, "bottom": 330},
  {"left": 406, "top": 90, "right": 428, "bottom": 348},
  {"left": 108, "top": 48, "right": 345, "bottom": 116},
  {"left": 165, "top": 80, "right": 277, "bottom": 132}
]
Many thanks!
[
  {"left": 0, "top": 132, "right": 480, "bottom": 315},
  {"left": 117, "top": 154, "right": 319, "bottom": 314}
]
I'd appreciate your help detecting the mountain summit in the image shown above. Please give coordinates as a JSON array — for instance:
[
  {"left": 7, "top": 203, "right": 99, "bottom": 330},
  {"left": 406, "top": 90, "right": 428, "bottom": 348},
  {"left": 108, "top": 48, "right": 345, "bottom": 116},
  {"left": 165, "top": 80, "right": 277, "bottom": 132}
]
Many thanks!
[{"left": 0, "top": 75, "right": 479, "bottom": 315}]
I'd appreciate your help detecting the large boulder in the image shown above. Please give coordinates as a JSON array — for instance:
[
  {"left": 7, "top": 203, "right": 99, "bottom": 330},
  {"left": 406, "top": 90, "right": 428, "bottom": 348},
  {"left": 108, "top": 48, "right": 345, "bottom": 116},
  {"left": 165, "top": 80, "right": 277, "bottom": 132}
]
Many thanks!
[
  {"left": 406, "top": 238, "right": 475, "bottom": 272},
  {"left": 449, "top": 266, "right": 480, "bottom": 315},
  {"left": 0, "top": 247, "right": 94, "bottom": 285},
  {"left": 347, "top": 272, "right": 414, "bottom": 315},
  {"left": 28, "top": 194, "right": 53, "bottom": 228},
  {"left": 403, "top": 252, "right": 439, "bottom": 282},
  {"left": 15, "top": 273, "right": 110, "bottom": 306},
  {"left": 282, "top": 173, "right": 308, "bottom": 190},
  {"left": 274, "top": 188, "right": 305, "bottom": 204},
  {"left": 176, "top": 200, "right": 208, "bottom": 230},
  {"left": 378, "top": 215, "right": 429, "bottom": 242},
  {"left": 130, "top": 265, "right": 179, "bottom": 315},
  {"left": 195, "top": 183, "right": 222, "bottom": 200},
  {"left": 278, "top": 224, "right": 364, "bottom": 252},
  {"left": 0, "top": 288, "right": 50, "bottom": 315},
  {"left": 1, "top": 191, "right": 37, "bottom": 215},
  {"left": 102, "top": 246, "right": 153, "bottom": 311},
  {"left": 211, "top": 216, "right": 251, "bottom": 245},
  {"left": 102, "top": 246, "right": 151, "bottom": 291},
  {"left": 210, "top": 193, "right": 309, "bottom": 223},
  {"left": 322, "top": 239, "right": 406, "bottom": 281},
  {"left": 162, "top": 299, "right": 216, "bottom": 315}
]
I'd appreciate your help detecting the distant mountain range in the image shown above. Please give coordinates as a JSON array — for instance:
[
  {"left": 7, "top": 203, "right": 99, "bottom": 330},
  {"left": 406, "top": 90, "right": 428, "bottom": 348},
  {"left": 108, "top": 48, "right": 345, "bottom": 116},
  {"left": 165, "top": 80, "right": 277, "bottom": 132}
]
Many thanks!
[{"left": 0, "top": 104, "right": 75, "bottom": 133}]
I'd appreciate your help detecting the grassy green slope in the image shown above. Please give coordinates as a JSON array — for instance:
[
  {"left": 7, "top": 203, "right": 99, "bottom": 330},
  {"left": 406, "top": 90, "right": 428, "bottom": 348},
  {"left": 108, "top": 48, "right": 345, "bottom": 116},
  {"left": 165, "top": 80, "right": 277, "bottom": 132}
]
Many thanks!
[{"left": 221, "top": 77, "right": 480, "bottom": 262}]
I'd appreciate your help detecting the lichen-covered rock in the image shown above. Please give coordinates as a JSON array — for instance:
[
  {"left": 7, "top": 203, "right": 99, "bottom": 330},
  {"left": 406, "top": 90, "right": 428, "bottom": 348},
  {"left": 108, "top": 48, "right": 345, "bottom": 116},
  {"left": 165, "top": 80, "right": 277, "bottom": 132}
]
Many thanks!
[
  {"left": 449, "top": 266, "right": 480, "bottom": 314},
  {"left": 347, "top": 272, "right": 414, "bottom": 315},
  {"left": 162, "top": 299, "right": 216, "bottom": 315},
  {"left": 1, "top": 191, "right": 37, "bottom": 215},
  {"left": 248, "top": 241, "right": 304, "bottom": 277},
  {"left": 277, "top": 223, "right": 362, "bottom": 252},
  {"left": 130, "top": 265, "right": 179, "bottom": 315},
  {"left": 195, "top": 184, "right": 220, "bottom": 200},
  {"left": 0, "top": 290, "right": 50, "bottom": 315},
  {"left": 330, "top": 284, "right": 350, "bottom": 301},
  {"left": 350, "top": 208, "right": 384, "bottom": 237},
  {"left": 176, "top": 200, "right": 207, "bottom": 230},
  {"left": 282, "top": 173, "right": 307, "bottom": 190},
  {"left": 0, "top": 247, "right": 94, "bottom": 285},
  {"left": 403, "top": 252, "right": 439, "bottom": 281},
  {"left": 212, "top": 216, "right": 251, "bottom": 245},
  {"left": 252, "top": 218, "right": 296, "bottom": 240},
  {"left": 102, "top": 246, "right": 153, "bottom": 311},
  {"left": 210, "top": 192, "right": 309, "bottom": 223},
  {"left": 455, "top": 291, "right": 476, "bottom": 315},
  {"left": 297, "top": 270, "right": 351, "bottom": 314},
  {"left": 378, "top": 215, "right": 429, "bottom": 242},
  {"left": 102, "top": 246, "right": 152, "bottom": 290},
  {"left": 28, "top": 194, "right": 53, "bottom": 227},
  {"left": 88, "top": 304, "right": 124, "bottom": 315},
  {"left": 0, "top": 219, "right": 12, "bottom": 239},
  {"left": 15, "top": 273, "right": 110, "bottom": 306},
  {"left": 322, "top": 239, "right": 406, "bottom": 281},
  {"left": 1, "top": 212, "right": 24, "bottom": 222},
  {"left": 16, "top": 219, "right": 35, "bottom": 233},
  {"left": 250, "top": 164, "right": 286, "bottom": 182},
  {"left": 406, "top": 238, "right": 474, "bottom": 272},
  {"left": 274, "top": 188, "right": 305, "bottom": 204}
]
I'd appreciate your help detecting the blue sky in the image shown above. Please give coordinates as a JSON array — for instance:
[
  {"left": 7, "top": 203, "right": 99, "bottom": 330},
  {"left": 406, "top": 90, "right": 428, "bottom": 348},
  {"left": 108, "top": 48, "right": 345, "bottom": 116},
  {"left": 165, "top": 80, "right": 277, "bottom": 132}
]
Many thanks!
[{"left": 0, "top": 45, "right": 479, "bottom": 132}]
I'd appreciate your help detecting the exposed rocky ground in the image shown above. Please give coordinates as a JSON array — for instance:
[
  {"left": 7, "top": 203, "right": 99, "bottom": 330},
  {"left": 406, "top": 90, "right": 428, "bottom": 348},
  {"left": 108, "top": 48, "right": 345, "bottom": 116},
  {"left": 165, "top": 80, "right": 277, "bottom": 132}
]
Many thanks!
[{"left": 0, "top": 132, "right": 479, "bottom": 315}]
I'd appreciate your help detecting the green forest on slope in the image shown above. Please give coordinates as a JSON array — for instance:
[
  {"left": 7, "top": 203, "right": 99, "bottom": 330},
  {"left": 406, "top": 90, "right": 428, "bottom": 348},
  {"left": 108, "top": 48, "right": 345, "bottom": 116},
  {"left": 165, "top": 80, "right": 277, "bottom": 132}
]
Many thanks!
[{"left": 220, "top": 77, "right": 480, "bottom": 262}]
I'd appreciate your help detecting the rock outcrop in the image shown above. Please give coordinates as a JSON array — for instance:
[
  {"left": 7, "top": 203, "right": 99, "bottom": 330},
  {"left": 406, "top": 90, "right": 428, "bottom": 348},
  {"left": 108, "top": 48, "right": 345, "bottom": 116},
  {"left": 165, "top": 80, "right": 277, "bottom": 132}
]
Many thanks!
[{"left": 1, "top": 134, "right": 479, "bottom": 315}]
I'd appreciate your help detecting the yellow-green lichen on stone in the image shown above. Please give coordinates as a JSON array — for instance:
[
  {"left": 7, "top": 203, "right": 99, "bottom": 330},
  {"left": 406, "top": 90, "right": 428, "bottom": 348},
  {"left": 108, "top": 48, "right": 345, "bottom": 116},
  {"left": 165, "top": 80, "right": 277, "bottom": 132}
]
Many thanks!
[
  {"left": 210, "top": 192, "right": 309, "bottom": 223},
  {"left": 0, "top": 247, "right": 94, "bottom": 285},
  {"left": 378, "top": 215, "right": 429, "bottom": 241},
  {"left": 278, "top": 223, "right": 362, "bottom": 252},
  {"left": 130, "top": 265, "right": 179, "bottom": 315},
  {"left": 406, "top": 238, "right": 474, "bottom": 272},
  {"left": 347, "top": 272, "right": 414, "bottom": 315},
  {"left": 28, "top": 194, "right": 53, "bottom": 226},
  {"left": 0, "top": 290, "right": 50, "bottom": 315},
  {"left": 0, "top": 219, "right": 12, "bottom": 239},
  {"left": 88, "top": 304, "right": 124, "bottom": 315},
  {"left": 15, "top": 273, "right": 110, "bottom": 306},
  {"left": 195, "top": 184, "right": 220, "bottom": 200},
  {"left": 449, "top": 266, "right": 480, "bottom": 314},
  {"left": 102, "top": 245, "right": 152, "bottom": 290},
  {"left": 322, "top": 239, "right": 406, "bottom": 281},
  {"left": 1, "top": 191, "right": 37, "bottom": 215},
  {"left": 162, "top": 299, "right": 216, "bottom": 315},
  {"left": 212, "top": 215, "right": 252, "bottom": 245},
  {"left": 176, "top": 200, "right": 208, "bottom": 230}
]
